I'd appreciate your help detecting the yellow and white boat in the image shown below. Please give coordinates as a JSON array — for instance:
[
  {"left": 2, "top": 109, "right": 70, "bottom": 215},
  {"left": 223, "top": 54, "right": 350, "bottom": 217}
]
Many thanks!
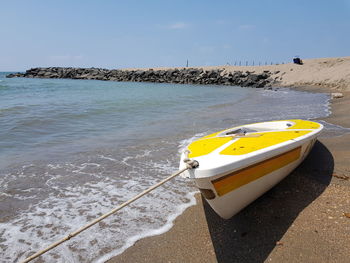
[{"left": 180, "top": 119, "right": 323, "bottom": 219}]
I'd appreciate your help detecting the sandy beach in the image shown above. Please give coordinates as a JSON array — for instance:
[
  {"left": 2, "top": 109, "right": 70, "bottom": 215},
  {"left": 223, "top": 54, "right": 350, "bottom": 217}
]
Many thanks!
[{"left": 108, "top": 57, "right": 350, "bottom": 263}]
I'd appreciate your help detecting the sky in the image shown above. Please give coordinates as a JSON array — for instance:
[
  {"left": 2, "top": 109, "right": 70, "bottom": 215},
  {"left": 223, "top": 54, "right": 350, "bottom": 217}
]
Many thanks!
[{"left": 1, "top": 0, "right": 350, "bottom": 71}]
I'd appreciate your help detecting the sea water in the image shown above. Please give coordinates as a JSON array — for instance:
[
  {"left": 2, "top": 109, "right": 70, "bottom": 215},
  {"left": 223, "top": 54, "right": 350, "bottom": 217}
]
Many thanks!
[{"left": 0, "top": 72, "right": 347, "bottom": 262}]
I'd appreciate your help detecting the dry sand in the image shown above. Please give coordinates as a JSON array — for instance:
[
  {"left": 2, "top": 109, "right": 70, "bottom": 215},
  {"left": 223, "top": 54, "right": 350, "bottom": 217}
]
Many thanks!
[{"left": 108, "top": 57, "right": 350, "bottom": 263}]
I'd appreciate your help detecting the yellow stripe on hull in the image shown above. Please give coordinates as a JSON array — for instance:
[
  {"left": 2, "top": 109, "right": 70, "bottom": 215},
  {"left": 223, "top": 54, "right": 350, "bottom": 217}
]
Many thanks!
[{"left": 212, "top": 147, "right": 301, "bottom": 196}]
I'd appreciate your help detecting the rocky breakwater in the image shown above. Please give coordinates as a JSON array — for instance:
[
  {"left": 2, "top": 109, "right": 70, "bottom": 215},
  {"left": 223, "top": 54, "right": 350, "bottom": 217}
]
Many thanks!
[{"left": 7, "top": 67, "right": 275, "bottom": 88}]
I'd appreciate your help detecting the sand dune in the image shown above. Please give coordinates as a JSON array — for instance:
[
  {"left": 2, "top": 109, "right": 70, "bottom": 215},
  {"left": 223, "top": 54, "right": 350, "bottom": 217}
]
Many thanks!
[
  {"left": 221, "top": 57, "right": 350, "bottom": 91},
  {"left": 128, "top": 57, "right": 350, "bottom": 91}
]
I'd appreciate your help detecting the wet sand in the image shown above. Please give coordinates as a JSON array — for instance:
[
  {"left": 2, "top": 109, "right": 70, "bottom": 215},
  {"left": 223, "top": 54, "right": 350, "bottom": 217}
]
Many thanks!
[{"left": 107, "top": 88, "right": 350, "bottom": 263}]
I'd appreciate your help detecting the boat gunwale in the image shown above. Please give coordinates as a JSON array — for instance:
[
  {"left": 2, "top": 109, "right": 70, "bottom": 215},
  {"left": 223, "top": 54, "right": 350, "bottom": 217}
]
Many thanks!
[
  {"left": 185, "top": 120, "right": 323, "bottom": 159},
  {"left": 184, "top": 129, "right": 322, "bottom": 179}
]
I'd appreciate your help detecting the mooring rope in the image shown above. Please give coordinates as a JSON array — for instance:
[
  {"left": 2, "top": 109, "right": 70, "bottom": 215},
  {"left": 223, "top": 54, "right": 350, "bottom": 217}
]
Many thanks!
[{"left": 21, "top": 159, "right": 199, "bottom": 263}]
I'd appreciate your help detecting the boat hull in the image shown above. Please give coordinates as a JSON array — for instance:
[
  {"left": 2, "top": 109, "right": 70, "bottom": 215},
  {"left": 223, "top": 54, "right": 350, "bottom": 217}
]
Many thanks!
[
  {"left": 196, "top": 140, "right": 315, "bottom": 219},
  {"left": 180, "top": 120, "right": 322, "bottom": 219}
]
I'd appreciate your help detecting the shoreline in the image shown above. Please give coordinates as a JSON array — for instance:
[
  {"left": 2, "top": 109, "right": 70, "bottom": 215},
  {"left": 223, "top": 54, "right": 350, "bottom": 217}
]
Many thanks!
[{"left": 106, "top": 86, "right": 350, "bottom": 262}]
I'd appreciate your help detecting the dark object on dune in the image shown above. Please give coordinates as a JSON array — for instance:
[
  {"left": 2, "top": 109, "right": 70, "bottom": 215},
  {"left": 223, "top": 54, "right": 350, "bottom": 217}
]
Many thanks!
[{"left": 293, "top": 56, "right": 303, "bottom": 65}]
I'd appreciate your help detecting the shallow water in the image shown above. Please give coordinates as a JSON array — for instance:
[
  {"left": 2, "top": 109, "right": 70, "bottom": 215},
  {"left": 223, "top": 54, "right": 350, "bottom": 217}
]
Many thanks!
[{"left": 0, "top": 73, "right": 348, "bottom": 262}]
